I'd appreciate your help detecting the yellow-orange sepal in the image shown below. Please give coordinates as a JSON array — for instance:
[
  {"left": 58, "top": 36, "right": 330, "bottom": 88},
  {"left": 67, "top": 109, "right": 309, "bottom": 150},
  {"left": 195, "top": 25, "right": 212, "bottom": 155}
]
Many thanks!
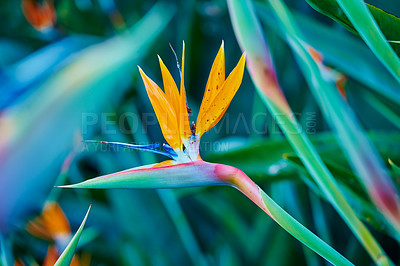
[
  {"left": 138, "top": 66, "right": 181, "bottom": 150},
  {"left": 158, "top": 56, "right": 180, "bottom": 116},
  {"left": 26, "top": 202, "right": 70, "bottom": 240},
  {"left": 196, "top": 52, "right": 246, "bottom": 136},
  {"left": 197, "top": 42, "right": 225, "bottom": 131},
  {"left": 179, "top": 42, "right": 191, "bottom": 143}
]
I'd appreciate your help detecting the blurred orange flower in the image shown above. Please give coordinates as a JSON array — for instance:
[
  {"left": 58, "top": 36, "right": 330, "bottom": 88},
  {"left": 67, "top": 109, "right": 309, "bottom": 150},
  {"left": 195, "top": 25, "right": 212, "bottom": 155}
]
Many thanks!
[{"left": 21, "top": 0, "right": 56, "bottom": 30}]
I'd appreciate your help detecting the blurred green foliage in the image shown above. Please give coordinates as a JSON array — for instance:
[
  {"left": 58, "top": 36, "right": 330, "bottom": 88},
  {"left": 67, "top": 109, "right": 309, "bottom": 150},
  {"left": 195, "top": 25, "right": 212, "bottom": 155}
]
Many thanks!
[{"left": 1, "top": 0, "right": 400, "bottom": 265}]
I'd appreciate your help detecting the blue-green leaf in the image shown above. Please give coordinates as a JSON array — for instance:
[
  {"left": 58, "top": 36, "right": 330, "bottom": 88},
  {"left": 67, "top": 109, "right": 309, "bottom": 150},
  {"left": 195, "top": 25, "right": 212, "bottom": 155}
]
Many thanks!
[{"left": 54, "top": 205, "right": 91, "bottom": 266}]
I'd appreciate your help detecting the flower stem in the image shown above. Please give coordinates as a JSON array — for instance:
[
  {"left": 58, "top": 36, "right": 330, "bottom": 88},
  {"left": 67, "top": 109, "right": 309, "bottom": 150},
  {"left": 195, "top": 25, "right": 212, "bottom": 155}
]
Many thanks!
[
  {"left": 228, "top": 168, "right": 354, "bottom": 266},
  {"left": 267, "top": 102, "right": 392, "bottom": 266}
]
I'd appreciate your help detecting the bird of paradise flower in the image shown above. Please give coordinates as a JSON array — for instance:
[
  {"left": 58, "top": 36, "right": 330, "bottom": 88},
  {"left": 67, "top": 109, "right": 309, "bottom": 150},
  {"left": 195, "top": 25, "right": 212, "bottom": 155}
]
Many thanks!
[
  {"left": 61, "top": 42, "right": 353, "bottom": 265},
  {"left": 63, "top": 41, "right": 250, "bottom": 191}
]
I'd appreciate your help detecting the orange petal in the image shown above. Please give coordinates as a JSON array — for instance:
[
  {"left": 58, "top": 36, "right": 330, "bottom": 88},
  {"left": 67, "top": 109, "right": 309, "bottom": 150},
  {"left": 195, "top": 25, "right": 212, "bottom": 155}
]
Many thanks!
[
  {"left": 152, "top": 160, "right": 176, "bottom": 168},
  {"left": 179, "top": 42, "right": 191, "bottom": 142},
  {"left": 26, "top": 219, "right": 52, "bottom": 239},
  {"left": 196, "top": 53, "right": 246, "bottom": 136},
  {"left": 158, "top": 55, "right": 180, "bottom": 115},
  {"left": 43, "top": 245, "right": 58, "bottom": 266},
  {"left": 336, "top": 73, "right": 348, "bottom": 100},
  {"left": 21, "top": 0, "right": 56, "bottom": 30},
  {"left": 71, "top": 254, "right": 88, "bottom": 266},
  {"left": 307, "top": 46, "right": 323, "bottom": 64},
  {"left": 198, "top": 41, "right": 225, "bottom": 123},
  {"left": 75, "top": 252, "right": 92, "bottom": 266},
  {"left": 14, "top": 258, "right": 25, "bottom": 266},
  {"left": 27, "top": 202, "right": 71, "bottom": 240},
  {"left": 138, "top": 67, "right": 181, "bottom": 149}
]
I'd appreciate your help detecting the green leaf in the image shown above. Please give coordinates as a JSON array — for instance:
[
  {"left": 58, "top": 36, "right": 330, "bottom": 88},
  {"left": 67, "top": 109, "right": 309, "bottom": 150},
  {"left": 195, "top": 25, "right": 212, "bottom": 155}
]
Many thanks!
[
  {"left": 305, "top": 0, "right": 400, "bottom": 57},
  {"left": 255, "top": 2, "right": 400, "bottom": 105},
  {"left": 306, "top": 0, "right": 400, "bottom": 83},
  {"left": 228, "top": 1, "right": 389, "bottom": 263},
  {"left": 361, "top": 91, "right": 400, "bottom": 130},
  {"left": 389, "top": 159, "right": 400, "bottom": 176},
  {"left": 206, "top": 132, "right": 400, "bottom": 240},
  {"left": 283, "top": 153, "right": 367, "bottom": 199},
  {"left": 267, "top": 0, "right": 400, "bottom": 242},
  {"left": 229, "top": 0, "right": 396, "bottom": 262},
  {"left": 284, "top": 153, "right": 400, "bottom": 241},
  {"left": 54, "top": 205, "right": 91, "bottom": 266},
  {"left": 205, "top": 137, "right": 296, "bottom": 181},
  {"left": 259, "top": 188, "right": 353, "bottom": 266},
  {"left": 0, "top": 234, "right": 12, "bottom": 266}
]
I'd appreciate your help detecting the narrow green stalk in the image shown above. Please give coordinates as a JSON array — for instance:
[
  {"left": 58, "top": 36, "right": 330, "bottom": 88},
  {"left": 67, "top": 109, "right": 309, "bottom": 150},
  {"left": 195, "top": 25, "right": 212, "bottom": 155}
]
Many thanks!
[
  {"left": 362, "top": 91, "right": 400, "bottom": 130},
  {"left": 271, "top": 182, "right": 321, "bottom": 266},
  {"left": 267, "top": 104, "right": 391, "bottom": 266},
  {"left": 227, "top": 0, "right": 392, "bottom": 264},
  {"left": 335, "top": 0, "right": 400, "bottom": 84},
  {"left": 309, "top": 191, "right": 332, "bottom": 245},
  {"left": 227, "top": 169, "right": 353, "bottom": 265}
]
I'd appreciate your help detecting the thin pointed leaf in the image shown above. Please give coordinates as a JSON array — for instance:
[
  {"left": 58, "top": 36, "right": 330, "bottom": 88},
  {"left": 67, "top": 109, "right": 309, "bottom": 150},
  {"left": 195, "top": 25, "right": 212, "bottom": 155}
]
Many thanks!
[
  {"left": 362, "top": 92, "right": 400, "bottom": 130},
  {"left": 255, "top": 3, "right": 400, "bottom": 105},
  {"left": 304, "top": 0, "right": 400, "bottom": 57},
  {"left": 284, "top": 153, "right": 400, "bottom": 242},
  {"left": 333, "top": 0, "right": 400, "bottom": 83},
  {"left": 54, "top": 205, "right": 91, "bottom": 266},
  {"left": 258, "top": 188, "right": 353, "bottom": 265},
  {"left": 222, "top": 165, "right": 354, "bottom": 265},
  {"left": 389, "top": 159, "right": 400, "bottom": 176}
]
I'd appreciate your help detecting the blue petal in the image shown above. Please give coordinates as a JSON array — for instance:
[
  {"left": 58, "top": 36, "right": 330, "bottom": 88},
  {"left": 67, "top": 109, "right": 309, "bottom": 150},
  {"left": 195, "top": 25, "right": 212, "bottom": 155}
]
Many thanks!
[
  {"left": 162, "top": 143, "right": 178, "bottom": 157},
  {"left": 83, "top": 140, "right": 174, "bottom": 158}
]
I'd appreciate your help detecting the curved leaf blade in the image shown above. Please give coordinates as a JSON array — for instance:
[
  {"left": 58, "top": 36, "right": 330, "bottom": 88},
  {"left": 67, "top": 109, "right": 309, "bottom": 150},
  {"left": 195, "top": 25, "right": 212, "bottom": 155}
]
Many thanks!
[
  {"left": 284, "top": 153, "right": 400, "bottom": 242},
  {"left": 255, "top": 2, "right": 400, "bottom": 105},
  {"left": 259, "top": 188, "right": 353, "bottom": 266},
  {"left": 54, "top": 205, "right": 91, "bottom": 266},
  {"left": 307, "top": 0, "right": 400, "bottom": 83},
  {"left": 59, "top": 161, "right": 223, "bottom": 189},
  {"left": 265, "top": 1, "right": 400, "bottom": 262},
  {"left": 305, "top": 0, "right": 400, "bottom": 57}
]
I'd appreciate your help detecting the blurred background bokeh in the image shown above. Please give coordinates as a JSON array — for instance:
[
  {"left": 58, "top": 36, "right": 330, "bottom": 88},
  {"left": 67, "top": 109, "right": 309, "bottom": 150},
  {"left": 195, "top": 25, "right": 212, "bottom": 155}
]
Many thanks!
[{"left": 1, "top": 0, "right": 400, "bottom": 265}]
